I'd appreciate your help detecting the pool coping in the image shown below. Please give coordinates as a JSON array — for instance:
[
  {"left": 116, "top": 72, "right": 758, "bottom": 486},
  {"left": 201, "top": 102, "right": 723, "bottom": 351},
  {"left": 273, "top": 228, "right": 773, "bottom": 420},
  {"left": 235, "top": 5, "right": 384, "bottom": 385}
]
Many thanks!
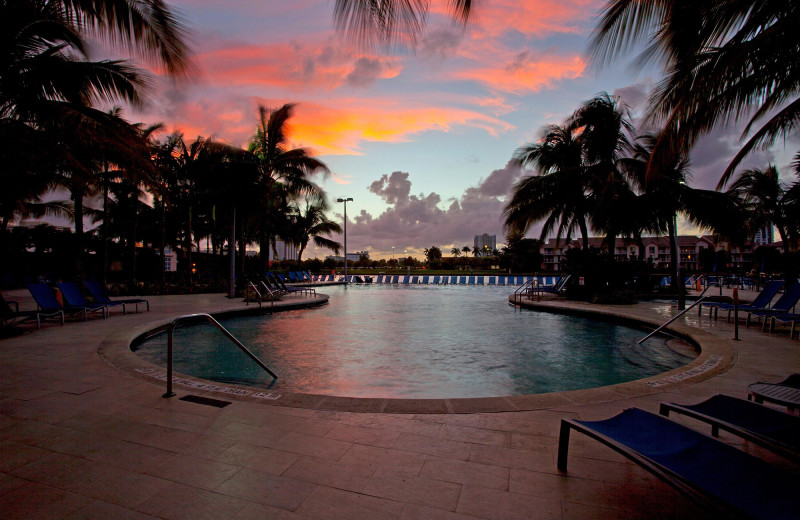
[{"left": 97, "top": 292, "right": 737, "bottom": 414}]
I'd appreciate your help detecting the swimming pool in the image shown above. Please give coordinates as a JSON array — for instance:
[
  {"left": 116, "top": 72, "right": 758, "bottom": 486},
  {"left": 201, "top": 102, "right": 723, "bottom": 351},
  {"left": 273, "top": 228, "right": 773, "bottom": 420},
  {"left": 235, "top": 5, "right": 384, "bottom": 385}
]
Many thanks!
[{"left": 132, "top": 285, "right": 697, "bottom": 399}]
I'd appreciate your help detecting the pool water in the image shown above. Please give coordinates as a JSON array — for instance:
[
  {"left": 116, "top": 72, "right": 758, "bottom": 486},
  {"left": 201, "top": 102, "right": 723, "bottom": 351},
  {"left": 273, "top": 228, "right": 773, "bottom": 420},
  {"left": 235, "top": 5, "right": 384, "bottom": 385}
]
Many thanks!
[{"left": 133, "top": 284, "right": 697, "bottom": 399}]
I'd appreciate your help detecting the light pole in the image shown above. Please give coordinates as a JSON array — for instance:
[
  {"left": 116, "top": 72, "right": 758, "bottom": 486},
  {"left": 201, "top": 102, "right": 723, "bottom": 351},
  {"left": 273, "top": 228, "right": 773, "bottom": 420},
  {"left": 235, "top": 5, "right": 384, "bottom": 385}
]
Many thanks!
[{"left": 337, "top": 197, "right": 353, "bottom": 282}]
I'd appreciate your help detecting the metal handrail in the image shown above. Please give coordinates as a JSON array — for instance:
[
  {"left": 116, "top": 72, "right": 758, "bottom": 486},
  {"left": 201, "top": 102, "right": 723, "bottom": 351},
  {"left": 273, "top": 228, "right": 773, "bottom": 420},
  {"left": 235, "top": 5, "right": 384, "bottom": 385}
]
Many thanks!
[
  {"left": 163, "top": 313, "right": 277, "bottom": 397},
  {"left": 513, "top": 278, "right": 536, "bottom": 303},
  {"left": 638, "top": 296, "right": 721, "bottom": 344}
]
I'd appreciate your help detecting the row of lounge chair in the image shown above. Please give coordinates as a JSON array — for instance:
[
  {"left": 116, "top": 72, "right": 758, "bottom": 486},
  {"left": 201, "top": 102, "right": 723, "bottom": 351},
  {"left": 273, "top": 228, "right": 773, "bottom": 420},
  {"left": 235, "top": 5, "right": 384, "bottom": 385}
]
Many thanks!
[
  {"left": 1, "top": 281, "right": 149, "bottom": 329},
  {"left": 697, "top": 280, "right": 800, "bottom": 339},
  {"left": 558, "top": 375, "right": 800, "bottom": 519},
  {"left": 247, "top": 274, "right": 317, "bottom": 305},
  {"left": 310, "top": 274, "right": 542, "bottom": 285}
]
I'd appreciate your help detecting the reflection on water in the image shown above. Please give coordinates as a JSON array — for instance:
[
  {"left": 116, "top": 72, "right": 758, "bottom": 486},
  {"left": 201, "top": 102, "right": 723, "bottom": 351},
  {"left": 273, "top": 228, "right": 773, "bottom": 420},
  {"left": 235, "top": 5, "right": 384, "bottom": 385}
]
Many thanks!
[{"left": 134, "top": 285, "right": 697, "bottom": 398}]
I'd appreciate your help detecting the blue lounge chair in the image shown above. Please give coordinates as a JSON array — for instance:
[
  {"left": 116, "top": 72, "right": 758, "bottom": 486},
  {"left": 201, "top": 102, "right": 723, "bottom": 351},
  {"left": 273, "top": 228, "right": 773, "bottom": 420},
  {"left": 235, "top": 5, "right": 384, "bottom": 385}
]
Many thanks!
[
  {"left": 458, "top": 276, "right": 466, "bottom": 284},
  {"left": 558, "top": 407, "right": 800, "bottom": 520},
  {"left": 766, "top": 312, "right": 800, "bottom": 339},
  {"left": 1, "top": 292, "right": 63, "bottom": 329},
  {"left": 391, "top": 275, "right": 399, "bottom": 284},
  {"left": 27, "top": 283, "right": 101, "bottom": 322},
  {"left": 409, "top": 276, "right": 418, "bottom": 284},
  {"left": 749, "top": 374, "right": 800, "bottom": 410},
  {"left": 84, "top": 280, "right": 149, "bottom": 313},
  {"left": 476, "top": 276, "right": 484, "bottom": 285},
  {"left": 698, "top": 280, "right": 783, "bottom": 321},
  {"left": 747, "top": 283, "right": 800, "bottom": 328},
  {"left": 56, "top": 282, "right": 110, "bottom": 318},
  {"left": 432, "top": 275, "right": 440, "bottom": 284},
  {"left": 539, "top": 275, "right": 571, "bottom": 295},
  {"left": 496, "top": 276, "right": 505, "bottom": 285},
  {"left": 421, "top": 276, "right": 429, "bottom": 284},
  {"left": 487, "top": 276, "right": 496, "bottom": 285},
  {"left": 660, "top": 394, "right": 800, "bottom": 463}
]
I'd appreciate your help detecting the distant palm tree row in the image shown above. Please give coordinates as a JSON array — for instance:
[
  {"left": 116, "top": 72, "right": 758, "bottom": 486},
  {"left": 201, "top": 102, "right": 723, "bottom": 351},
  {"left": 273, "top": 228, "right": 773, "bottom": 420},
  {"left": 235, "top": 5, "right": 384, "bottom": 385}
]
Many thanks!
[{"left": 1, "top": 0, "right": 341, "bottom": 285}]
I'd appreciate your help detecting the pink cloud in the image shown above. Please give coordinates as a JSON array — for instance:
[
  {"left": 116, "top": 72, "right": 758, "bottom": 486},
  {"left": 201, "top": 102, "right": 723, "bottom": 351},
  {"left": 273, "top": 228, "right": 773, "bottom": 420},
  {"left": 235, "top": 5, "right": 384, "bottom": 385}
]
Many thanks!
[
  {"left": 195, "top": 41, "right": 402, "bottom": 91},
  {"left": 452, "top": 52, "right": 586, "bottom": 94}
]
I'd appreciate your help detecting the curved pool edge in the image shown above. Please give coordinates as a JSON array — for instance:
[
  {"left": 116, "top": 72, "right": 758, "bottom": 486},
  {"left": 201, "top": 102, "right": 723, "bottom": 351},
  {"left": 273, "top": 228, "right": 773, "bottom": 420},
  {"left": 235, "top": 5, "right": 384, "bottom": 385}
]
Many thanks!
[{"left": 98, "top": 293, "right": 737, "bottom": 415}]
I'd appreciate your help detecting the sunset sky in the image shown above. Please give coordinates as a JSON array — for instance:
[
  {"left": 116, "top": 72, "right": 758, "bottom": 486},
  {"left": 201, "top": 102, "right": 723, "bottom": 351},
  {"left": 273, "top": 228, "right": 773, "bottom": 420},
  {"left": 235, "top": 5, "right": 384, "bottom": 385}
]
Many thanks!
[{"left": 131, "top": 0, "right": 795, "bottom": 259}]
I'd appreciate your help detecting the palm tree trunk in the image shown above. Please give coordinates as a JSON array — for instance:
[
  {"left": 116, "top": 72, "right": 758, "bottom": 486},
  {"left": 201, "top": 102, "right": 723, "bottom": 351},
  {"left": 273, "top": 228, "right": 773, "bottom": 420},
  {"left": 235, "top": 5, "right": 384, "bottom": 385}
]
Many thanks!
[
  {"left": 101, "top": 169, "right": 109, "bottom": 284},
  {"left": 668, "top": 215, "right": 685, "bottom": 310},
  {"left": 579, "top": 220, "right": 589, "bottom": 249}
]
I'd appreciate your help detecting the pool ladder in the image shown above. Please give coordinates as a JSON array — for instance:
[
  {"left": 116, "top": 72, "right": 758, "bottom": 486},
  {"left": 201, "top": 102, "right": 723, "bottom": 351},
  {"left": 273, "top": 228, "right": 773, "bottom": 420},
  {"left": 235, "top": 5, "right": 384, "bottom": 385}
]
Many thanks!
[{"left": 163, "top": 313, "right": 277, "bottom": 398}]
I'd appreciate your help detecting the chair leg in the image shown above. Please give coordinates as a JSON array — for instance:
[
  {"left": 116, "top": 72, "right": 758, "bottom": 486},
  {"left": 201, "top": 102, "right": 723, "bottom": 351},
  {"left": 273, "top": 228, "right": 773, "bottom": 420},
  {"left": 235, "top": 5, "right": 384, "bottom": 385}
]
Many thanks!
[{"left": 557, "top": 421, "right": 572, "bottom": 471}]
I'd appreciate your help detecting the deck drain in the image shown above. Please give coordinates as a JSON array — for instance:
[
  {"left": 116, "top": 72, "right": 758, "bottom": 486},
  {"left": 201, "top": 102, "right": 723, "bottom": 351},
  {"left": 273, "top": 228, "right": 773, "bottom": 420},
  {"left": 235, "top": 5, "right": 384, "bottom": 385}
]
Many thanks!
[{"left": 179, "top": 395, "right": 231, "bottom": 408}]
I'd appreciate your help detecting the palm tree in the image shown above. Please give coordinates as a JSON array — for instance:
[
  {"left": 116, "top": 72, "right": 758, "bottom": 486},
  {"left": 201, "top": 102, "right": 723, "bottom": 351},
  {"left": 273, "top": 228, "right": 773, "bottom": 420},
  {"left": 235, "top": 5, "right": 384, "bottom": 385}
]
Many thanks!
[
  {"left": 286, "top": 196, "right": 342, "bottom": 262},
  {"left": 620, "top": 134, "right": 743, "bottom": 307},
  {"left": 727, "top": 166, "right": 794, "bottom": 253},
  {"left": 506, "top": 123, "right": 589, "bottom": 249},
  {"left": 450, "top": 247, "right": 461, "bottom": 257},
  {"left": 506, "top": 94, "right": 637, "bottom": 256},
  {"left": 461, "top": 245, "right": 471, "bottom": 257},
  {"left": 333, "top": 0, "right": 475, "bottom": 49},
  {"left": 588, "top": 1, "right": 800, "bottom": 187},
  {"left": 571, "top": 93, "right": 637, "bottom": 259},
  {"left": 248, "top": 104, "right": 330, "bottom": 270}
]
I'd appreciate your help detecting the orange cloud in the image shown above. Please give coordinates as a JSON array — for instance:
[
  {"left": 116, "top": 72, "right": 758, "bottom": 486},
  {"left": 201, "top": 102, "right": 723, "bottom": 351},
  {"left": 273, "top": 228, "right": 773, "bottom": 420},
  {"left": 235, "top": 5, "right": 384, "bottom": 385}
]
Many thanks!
[
  {"left": 281, "top": 100, "right": 515, "bottom": 156},
  {"left": 453, "top": 53, "right": 586, "bottom": 94}
]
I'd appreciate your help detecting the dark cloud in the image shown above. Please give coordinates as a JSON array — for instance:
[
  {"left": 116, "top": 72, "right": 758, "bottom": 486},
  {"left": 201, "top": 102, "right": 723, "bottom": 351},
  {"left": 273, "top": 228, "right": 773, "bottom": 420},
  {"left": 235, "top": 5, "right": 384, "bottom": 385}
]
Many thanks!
[
  {"left": 346, "top": 57, "right": 387, "bottom": 87},
  {"left": 345, "top": 165, "right": 527, "bottom": 256},
  {"left": 419, "top": 28, "right": 462, "bottom": 59},
  {"left": 475, "top": 160, "right": 523, "bottom": 197},
  {"left": 369, "top": 171, "right": 412, "bottom": 205},
  {"left": 612, "top": 82, "right": 649, "bottom": 116},
  {"left": 689, "top": 125, "right": 777, "bottom": 190}
]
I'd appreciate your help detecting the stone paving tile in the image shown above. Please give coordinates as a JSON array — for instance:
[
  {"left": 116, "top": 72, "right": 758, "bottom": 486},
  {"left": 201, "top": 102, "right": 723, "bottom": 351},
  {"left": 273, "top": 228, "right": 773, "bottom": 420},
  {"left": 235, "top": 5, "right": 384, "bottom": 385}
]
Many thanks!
[
  {"left": 0, "top": 481, "right": 94, "bottom": 520},
  {"left": 324, "top": 422, "right": 402, "bottom": 448},
  {"left": 35, "top": 430, "right": 118, "bottom": 458},
  {"left": 152, "top": 452, "right": 241, "bottom": 491},
  {"left": 214, "top": 467, "right": 316, "bottom": 511},
  {"left": 272, "top": 431, "right": 352, "bottom": 460},
  {"left": 233, "top": 502, "right": 316, "bottom": 519},
  {"left": 294, "top": 485, "right": 405, "bottom": 520},
  {"left": 283, "top": 455, "right": 375, "bottom": 492},
  {"left": 213, "top": 420, "right": 292, "bottom": 448},
  {"left": 509, "top": 468, "right": 612, "bottom": 508},
  {"left": 12, "top": 452, "right": 172, "bottom": 508},
  {"left": 88, "top": 440, "right": 178, "bottom": 474},
  {"left": 0, "top": 419, "right": 71, "bottom": 445},
  {"left": 560, "top": 501, "right": 630, "bottom": 520},
  {"left": 400, "top": 504, "right": 484, "bottom": 520},
  {"left": 420, "top": 456, "right": 510, "bottom": 491},
  {"left": 0, "top": 439, "right": 50, "bottom": 472},
  {"left": 213, "top": 441, "right": 299, "bottom": 475},
  {"left": 338, "top": 444, "right": 428, "bottom": 476},
  {"left": 456, "top": 484, "right": 563, "bottom": 520},
  {"left": 468, "top": 443, "right": 555, "bottom": 470},
  {"left": 392, "top": 432, "right": 473, "bottom": 460},
  {"left": 362, "top": 468, "right": 462, "bottom": 511},
  {"left": 0, "top": 472, "right": 28, "bottom": 497},
  {"left": 438, "top": 423, "right": 509, "bottom": 447},
  {"left": 136, "top": 481, "right": 250, "bottom": 520},
  {"left": 64, "top": 500, "right": 161, "bottom": 520}
]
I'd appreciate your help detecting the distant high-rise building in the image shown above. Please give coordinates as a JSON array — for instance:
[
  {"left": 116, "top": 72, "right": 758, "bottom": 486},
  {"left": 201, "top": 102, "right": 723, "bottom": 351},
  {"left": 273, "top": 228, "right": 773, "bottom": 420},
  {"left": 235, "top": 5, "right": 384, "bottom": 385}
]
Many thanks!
[
  {"left": 753, "top": 225, "right": 774, "bottom": 246},
  {"left": 474, "top": 234, "right": 496, "bottom": 256}
]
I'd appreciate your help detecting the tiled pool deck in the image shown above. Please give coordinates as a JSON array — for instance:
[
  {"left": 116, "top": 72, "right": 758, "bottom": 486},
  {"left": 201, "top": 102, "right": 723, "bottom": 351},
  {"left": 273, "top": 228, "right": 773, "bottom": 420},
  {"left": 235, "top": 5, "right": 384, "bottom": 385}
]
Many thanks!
[{"left": 1, "top": 289, "right": 798, "bottom": 519}]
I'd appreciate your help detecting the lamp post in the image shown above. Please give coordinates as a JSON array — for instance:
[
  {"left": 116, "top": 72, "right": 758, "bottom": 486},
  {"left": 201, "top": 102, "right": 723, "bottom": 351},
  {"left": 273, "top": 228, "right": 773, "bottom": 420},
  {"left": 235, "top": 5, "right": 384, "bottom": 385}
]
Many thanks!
[{"left": 337, "top": 197, "right": 353, "bottom": 282}]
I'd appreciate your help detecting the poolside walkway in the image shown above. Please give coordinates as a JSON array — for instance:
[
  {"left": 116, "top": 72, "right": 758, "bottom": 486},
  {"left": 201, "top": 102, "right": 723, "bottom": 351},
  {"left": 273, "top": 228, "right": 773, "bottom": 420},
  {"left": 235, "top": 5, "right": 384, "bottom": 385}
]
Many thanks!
[{"left": 1, "top": 290, "right": 798, "bottom": 519}]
